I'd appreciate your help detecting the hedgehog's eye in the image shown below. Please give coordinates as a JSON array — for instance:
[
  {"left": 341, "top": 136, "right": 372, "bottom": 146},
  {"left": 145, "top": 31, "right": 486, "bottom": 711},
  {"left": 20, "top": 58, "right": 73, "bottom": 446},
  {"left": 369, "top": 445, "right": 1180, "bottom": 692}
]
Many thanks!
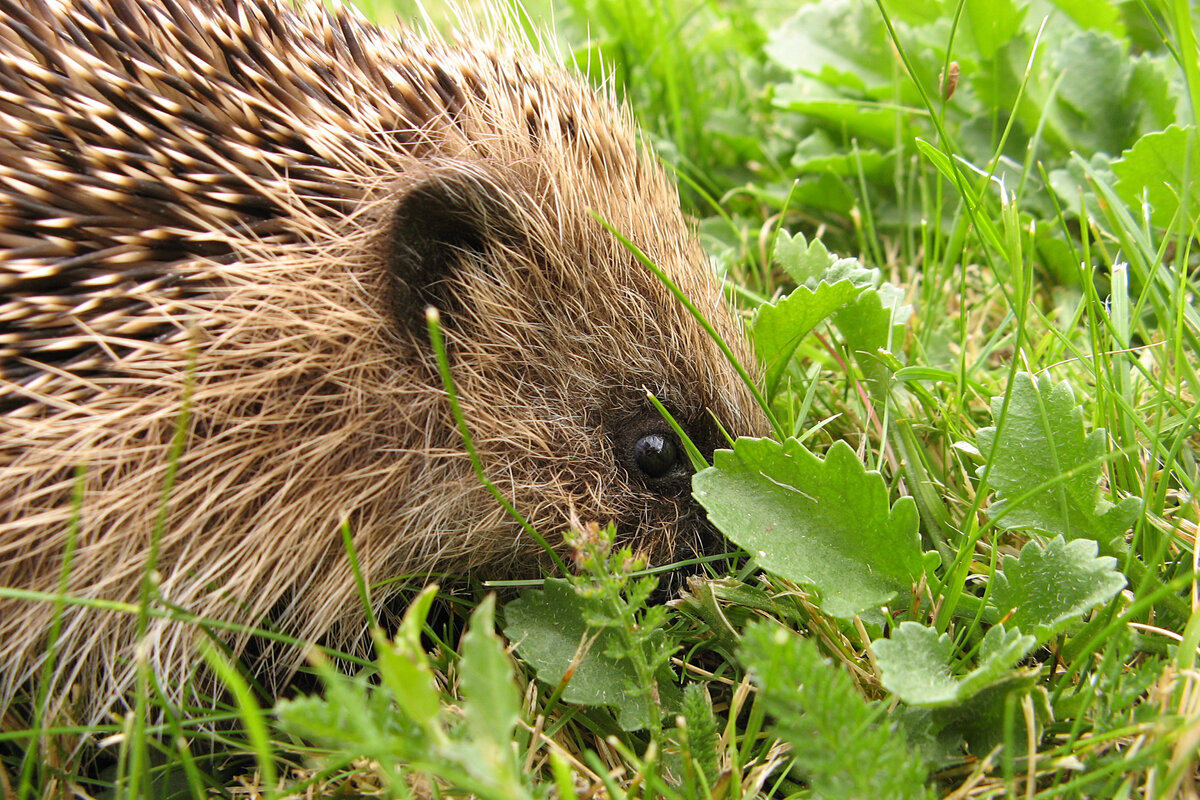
[
  {"left": 633, "top": 433, "right": 679, "bottom": 479},
  {"left": 611, "top": 410, "right": 696, "bottom": 495}
]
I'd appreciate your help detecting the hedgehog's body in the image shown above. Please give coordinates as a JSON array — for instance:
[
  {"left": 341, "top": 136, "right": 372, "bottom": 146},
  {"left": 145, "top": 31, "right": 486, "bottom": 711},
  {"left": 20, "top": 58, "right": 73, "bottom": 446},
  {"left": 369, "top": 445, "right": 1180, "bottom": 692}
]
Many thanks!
[{"left": 0, "top": 0, "right": 762, "bottom": 718}]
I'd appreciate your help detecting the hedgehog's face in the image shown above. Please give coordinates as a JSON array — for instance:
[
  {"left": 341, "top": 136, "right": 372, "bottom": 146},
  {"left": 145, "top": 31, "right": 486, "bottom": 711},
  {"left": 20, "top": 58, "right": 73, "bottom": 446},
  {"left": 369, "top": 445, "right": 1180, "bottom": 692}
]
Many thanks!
[{"left": 383, "top": 165, "right": 765, "bottom": 574}]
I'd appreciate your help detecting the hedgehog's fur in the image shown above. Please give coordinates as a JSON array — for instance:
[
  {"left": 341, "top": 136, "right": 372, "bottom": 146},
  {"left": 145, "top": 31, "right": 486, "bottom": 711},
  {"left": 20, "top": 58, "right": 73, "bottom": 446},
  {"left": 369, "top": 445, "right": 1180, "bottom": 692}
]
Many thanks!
[{"left": 0, "top": 0, "right": 763, "bottom": 721}]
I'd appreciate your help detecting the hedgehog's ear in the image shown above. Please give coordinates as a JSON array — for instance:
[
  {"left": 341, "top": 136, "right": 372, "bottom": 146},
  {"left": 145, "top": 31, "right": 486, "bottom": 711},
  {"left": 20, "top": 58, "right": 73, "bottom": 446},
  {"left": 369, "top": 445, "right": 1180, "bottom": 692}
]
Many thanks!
[{"left": 387, "top": 171, "right": 522, "bottom": 334}]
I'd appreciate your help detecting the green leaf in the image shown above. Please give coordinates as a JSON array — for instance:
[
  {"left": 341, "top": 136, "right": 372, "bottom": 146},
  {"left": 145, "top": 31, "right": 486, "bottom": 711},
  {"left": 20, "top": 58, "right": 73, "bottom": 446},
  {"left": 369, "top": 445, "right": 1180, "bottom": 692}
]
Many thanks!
[
  {"left": 833, "top": 281, "right": 911, "bottom": 388},
  {"left": 930, "top": 676, "right": 1049, "bottom": 758},
  {"left": 754, "top": 230, "right": 908, "bottom": 393},
  {"left": 674, "top": 577, "right": 784, "bottom": 657},
  {"left": 276, "top": 652, "right": 433, "bottom": 771},
  {"left": 767, "top": 0, "right": 920, "bottom": 146},
  {"left": 976, "top": 372, "right": 1141, "bottom": 549},
  {"left": 503, "top": 578, "right": 679, "bottom": 730},
  {"left": 874, "top": 622, "right": 1036, "bottom": 707},
  {"left": 374, "top": 586, "right": 443, "bottom": 729},
  {"left": 772, "top": 229, "right": 877, "bottom": 288},
  {"left": 773, "top": 81, "right": 905, "bottom": 144},
  {"left": 792, "top": 131, "right": 894, "bottom": 179},
  {"left": 276, "top": 594, "right": 535, "bottom": 800},
  {"left": 963, "top": 0, "right": 1025, "bottom": 59},
  {"left": 677, "top": 683, "right": 720, "bottom": 788},
  {"left": 275, "top": 676, "right": 417, "bottom": 760},
  {"left": 874, "top": 623, "right": 958, "bottom": 706},
  {"left": 1127, "top": 56, "right": 1178, "bottom": 133},
  {"left": 739, "top": 622, "right": 931, "bottom": 800},
  {"left": 1048, "top": 152, "right": 1116, "bottom": 222},
  {"left": 753, "top": 231, "right": 878, "bottom": 394},
  {"left": 883, "top": 0, "right": 948, "bottom": 25},
  {"left": 693, "top": 438, "right": 924, "bottom": 618},
  {"left": 786, "top": 172, "right": 858, "bottom": 214},
  {"left": 1053, "top": 32, "right": 1137, "bottom": 155},
  {"left": 764, "top": 0, "right": 890, "bottom": 92},
  {"left": 1045, "top": 0, "right": 1124, "bottom": 36},
  {"left": 753, "top": 283, "right": 863, "bottom": 395},
  {"left": 460, "top": 594, "right": 521, "bottom": 752},
  {"left": 1112, "top": 125, "right": 1200, "bottom": 230},
  {"left": 874, "top": 621, "right": 1048, "bottom": 760},
  {"left": 988, "top": 536, "right": 1127, "bottom": 640}
]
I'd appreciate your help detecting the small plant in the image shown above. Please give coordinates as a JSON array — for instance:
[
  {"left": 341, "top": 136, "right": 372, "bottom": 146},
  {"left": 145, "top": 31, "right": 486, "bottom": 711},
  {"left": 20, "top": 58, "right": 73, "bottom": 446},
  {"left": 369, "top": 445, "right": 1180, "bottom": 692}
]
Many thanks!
[
  {"left": 505, "top": 523, "right": 678, "bottom": 737},
  {"left": 277, "top": 589, "right": 536, "bottom": 800}
]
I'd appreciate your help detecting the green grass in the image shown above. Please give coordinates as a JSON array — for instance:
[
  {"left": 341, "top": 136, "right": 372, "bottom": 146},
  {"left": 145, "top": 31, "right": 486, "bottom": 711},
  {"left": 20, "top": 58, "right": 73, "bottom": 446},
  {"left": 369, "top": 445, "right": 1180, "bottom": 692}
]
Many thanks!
[{"left": 5, "top": 0, "right": 1200, "bottom": 797}]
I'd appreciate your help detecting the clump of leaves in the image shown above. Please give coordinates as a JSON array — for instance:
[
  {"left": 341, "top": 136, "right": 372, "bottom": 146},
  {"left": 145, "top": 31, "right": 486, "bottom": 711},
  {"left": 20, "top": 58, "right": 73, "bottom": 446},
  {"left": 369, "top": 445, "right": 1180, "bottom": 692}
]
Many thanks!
[
  {"left": 275, "top": 525, "right": 733, "bottom": 799},
  {"left": 689, "top": 225, "right": 1170, "bottom": 787},
  {"left": 685, "top": 364, "right": 1159, "bottom": 791},
  {"left": 277, "top": 589, "right": 534, "bottom": 800}
]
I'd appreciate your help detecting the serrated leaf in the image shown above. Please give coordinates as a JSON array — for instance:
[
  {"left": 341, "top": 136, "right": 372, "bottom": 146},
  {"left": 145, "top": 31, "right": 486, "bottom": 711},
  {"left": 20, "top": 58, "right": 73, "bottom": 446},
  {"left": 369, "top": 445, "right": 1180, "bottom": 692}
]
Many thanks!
[
  {"left": 1047, "top": 152, "right": 1116, "bottom": 221},
  {"left": 1126, "top": 56, "right": 1177, "bottom": 133},
  {"left": 693, "top": 438, "right": 923, "bottom": 618},
  {"left": 875, "top": 622, "right": 1035, "bottom": 707},
  {"left": 1053, "top": 33, "right": 1136, "bottom": 155},
  {"left": 1045, "top": 0, "right": 1124, "bottom": 35},
  {"left": 739, "top": 623, "right": 931, "bottom": 800},
  {"left": 754, "top": 231, "right": 880, "bottom": 395},
  {"left": 503, "top": 578, "right": 678, "bottom": 730},
  {"left": 276, "top": 681, "right": 390, "bottom": 754},
  {"left": 772, "top": 229, "right": 877, "bottom": 287},
  {"left": 977, "top": 372, "right": 1141, "bottom": 549},
  {"left": 753, "top": 283, "right": 864, "bottom": 395},
  {"left": 1113, "top": 124, "right": 1200, "bottom": 230},
  {"left": 792, "top": 131, "right": 894, "bottom": 179},
  {"left": 874, "top": 623, "right": 958, "bottom": 705},
  {"left": 989, "top": 536, "right": 1127, "bottom": 640},
  {"left": 275, "top": 659, "right": 428, "bottom": 766},
  {"left": 786, "top": 172, "right": 857, "bottom": 214},
  {"left": 773, "top": 81, "right": 904, "bottom": 144}
]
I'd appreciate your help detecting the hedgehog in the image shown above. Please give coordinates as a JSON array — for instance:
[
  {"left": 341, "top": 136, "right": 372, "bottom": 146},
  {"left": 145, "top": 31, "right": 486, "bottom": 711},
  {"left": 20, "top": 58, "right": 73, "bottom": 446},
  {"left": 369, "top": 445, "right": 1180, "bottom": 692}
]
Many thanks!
[{"left": 0, "top": 0, "right": 765, "bottom": 721}]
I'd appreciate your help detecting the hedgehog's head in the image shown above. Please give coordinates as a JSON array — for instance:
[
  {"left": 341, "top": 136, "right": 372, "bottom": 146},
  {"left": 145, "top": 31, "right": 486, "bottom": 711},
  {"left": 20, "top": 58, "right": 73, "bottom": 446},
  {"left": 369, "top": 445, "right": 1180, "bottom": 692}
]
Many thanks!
[{"left": 381, "top": 154, "right": 766, "bottom": 576}]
